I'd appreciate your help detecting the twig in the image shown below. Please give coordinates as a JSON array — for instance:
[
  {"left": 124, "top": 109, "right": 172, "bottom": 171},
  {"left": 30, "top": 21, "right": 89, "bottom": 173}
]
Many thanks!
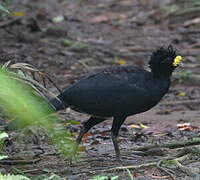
[
  {"left": 175, "top": 161, "right": 197, "bottom": 177},
  {"left": 160, "top": 99, "right": 200, "bottom": 106},
  {"left": 0, "top": 158, "right": 40, "bottom": 165},
  {"left": 0, "top": 17, "right": 21, "bottom": 27},
  {"left": 131, "top": 138, "right": 200, "bottom": 151},
  {"left": 159, "top": 155, "right": 199, "bottom": 178},
  {"left": 89, "top": 162, "right": 157, "bottom": 173},
  {"left": 157, "top": 160, "right": 176, "bottom": 180},
  {"left": 22, "top": 169, "right": 45, "bottom": 174},
  {"left": 125, "top": 168, "right": 134, "bottom": 180},
  {"left": 71, "top": 146, "right": 200, "bottom": 178}
]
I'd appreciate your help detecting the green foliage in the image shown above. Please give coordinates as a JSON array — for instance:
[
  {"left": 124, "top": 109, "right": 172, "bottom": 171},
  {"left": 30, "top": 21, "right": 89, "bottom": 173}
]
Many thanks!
[
  {"left": 0, "top": 69, "right": 74, "bottom": 157},
  {"left": 0, "top": 132, "right": 8, "bottom": 160},
  {"left": 0, "top": 174, "right": 30, "bottom": 180},
  {"left": 61, "top": 39, "right": 89, "bottom": 52},
  {"left": 89, "top": 175, "right": 119, "bottom": 180},
  {"left": 0, "top": 70, "right": 54, "bottom": 127},
  {"left": 164, "top": 0, "right": 200, "bottom": 16},
  {"left": 0, "top": 132, "right": 8, "bottom": 140},
  {"left": 176, "top": 71, "right": 192, "bottom": 83},
  {"left": 179, "top": 71, "right": 192, "bottom": 79},
  {"left": 0, "top": 4, "right": 9, "bottom": 14},
  {"left": 164, "top": 4, "right": 179, "bottom": 14},
  {"left": 67, "top": 120, "right": 81, "bottom": 125},
  {"left": 0, "top": 172, "right": 63, "bottom": 180}
]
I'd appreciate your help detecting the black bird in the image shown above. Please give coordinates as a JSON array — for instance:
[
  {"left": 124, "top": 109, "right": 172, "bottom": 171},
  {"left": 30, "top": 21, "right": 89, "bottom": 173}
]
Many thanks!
[{"left": 49, "top": 45, "right": 182, "bottom": 160}]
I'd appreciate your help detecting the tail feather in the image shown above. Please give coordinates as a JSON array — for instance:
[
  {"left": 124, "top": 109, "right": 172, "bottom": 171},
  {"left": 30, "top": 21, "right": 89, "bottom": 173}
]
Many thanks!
[{"left": 48, "top": 97, "right": 69, "bottom": 111}]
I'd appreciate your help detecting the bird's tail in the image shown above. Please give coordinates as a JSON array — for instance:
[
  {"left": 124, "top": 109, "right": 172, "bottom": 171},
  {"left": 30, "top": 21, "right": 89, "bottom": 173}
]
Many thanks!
[{"left": 48, "top": 96, "right": 69, "bottom": 111}]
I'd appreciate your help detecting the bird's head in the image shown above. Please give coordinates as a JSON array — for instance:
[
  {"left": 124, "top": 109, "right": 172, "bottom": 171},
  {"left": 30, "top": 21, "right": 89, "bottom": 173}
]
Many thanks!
[{"left": 149, "top": 45, "right": 182, "bottom": 78}]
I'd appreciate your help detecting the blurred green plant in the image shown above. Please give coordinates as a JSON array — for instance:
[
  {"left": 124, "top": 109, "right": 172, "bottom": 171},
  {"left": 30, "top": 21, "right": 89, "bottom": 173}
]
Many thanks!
[
  {"left": 0, "top": 4, "right": 9, "bottom": 14},
  {"left": 176, "top": 71, "right": 193, "bottom": 83},
  {"left": 0, "top": 132, "right": 8, "bottom": 160},
  {"left": 0, "top": 63, "right": 75, "bottom": 158},
  {"left": 0, "top": 174, "right": 30, "bottom": 180},
  {"left": 0, "top": 172, "right": 64, "bottom": 180},
  {"left": 0, "top": 69, "right": 54, "bottom": 127}
]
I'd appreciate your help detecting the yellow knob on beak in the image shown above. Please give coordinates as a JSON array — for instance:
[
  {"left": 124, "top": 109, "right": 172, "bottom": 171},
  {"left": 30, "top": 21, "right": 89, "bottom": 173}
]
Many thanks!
[{"left": 173, "top": 56, "right": 182, "bottom": 67}]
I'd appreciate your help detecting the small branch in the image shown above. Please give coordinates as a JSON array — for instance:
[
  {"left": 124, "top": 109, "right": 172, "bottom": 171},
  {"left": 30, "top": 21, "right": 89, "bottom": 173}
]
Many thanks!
[
  {"left": 132, "top": 138, "right": 200, "bottom": 151},
  {"left": 90, "top": 162, "right": 157, "bottom": 173},
  {"left": 175, "top": 161, "right": 198, "bottom": 177},
  {"left": 159, "top": 154, "right": 199, "bottom": 178},
  {"left": 0, "top": 157, "right": 40, "bottom": 165},
  {"left": 0, "top": 17, "right": 21, "bottom": 27},
  {"left": 73, "top": 146, "right": 200, "bottom": 179},
  {"left": 157, "top": 160, "right": 176, "bottom": 180},
  {"left": 160, "top": 99, "right": 200, "bottom": 106}
]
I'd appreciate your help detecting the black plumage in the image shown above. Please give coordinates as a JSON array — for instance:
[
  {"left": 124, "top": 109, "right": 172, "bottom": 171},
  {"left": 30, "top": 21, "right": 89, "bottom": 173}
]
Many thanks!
[{"left": 49, "top": 45, "right": 182, "bottom": 160}]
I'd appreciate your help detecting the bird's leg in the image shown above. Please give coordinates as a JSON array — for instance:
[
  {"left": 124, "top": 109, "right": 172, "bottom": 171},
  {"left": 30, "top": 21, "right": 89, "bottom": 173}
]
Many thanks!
[
  {"left": 111, "top": 116, "right": 126, "bottom": 161},
  {"left": 74, "top": 116, "right": 105, "bottom": 153}
]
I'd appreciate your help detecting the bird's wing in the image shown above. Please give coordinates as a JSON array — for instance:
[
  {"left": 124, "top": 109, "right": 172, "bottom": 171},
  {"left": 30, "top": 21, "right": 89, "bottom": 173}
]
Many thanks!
[{"left": 62, "top": 66, "right": 153, "bottom": 115}]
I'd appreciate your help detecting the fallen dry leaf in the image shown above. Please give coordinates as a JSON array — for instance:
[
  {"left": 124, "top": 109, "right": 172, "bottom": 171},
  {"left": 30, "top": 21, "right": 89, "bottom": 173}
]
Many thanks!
[
  {"left": 82, "top": 132, "right": 94, "bottom": 142},
  {"left": 89, "top": 15, "right": 110, "bottom": 23},
  {"left": 177, "top": 123, "right": 199, "bottom": 131},
  {"left": 89, "top": 13, "right": 127, "bottom": 23},
  {"left": 129, "top": 124, "right": 141, "bottom": 129}
]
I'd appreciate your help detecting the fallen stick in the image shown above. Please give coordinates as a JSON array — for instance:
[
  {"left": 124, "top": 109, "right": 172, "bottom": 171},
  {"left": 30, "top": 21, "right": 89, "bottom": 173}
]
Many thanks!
[
  {"left": 0, "top": 157, "right": 40, "bottom": 165},
  {"left": 160, "top": 99, "right": 200, "bottom": 106},
  {"left": 0, "top": 17, "right": 21, "bottom": 27},
  {"left": 131, "top": 138, "right": 200, "bottom": 151}
]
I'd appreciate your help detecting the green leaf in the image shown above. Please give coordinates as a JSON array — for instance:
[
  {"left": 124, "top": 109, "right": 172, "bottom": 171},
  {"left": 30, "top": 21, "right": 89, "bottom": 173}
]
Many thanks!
[
  {"left": 52, "top": 15, "right": 64, "bottom": 23},
  {"left": 140, "top": 124, "right": 149, "bottom": 129},
  {"left": 67, "top": 120, "right": 80, "bottom": 125},
  {"left": 0, "top": 4, "right": 9, "bottom": 14},
  {"left": 0, "top": 69, "right": 73, "bottom": 158},
  {"left": 111, "top": 176, "right": 119, "bottom": 180},
  {"left": 0, "top": 173, "right": 30, "bottom": 180},
  {"left": 0, "top": 132, "right": 8, "bottom": 140},
  {"left": 0, "top": 155, "right": 8, "bottom": 160}
]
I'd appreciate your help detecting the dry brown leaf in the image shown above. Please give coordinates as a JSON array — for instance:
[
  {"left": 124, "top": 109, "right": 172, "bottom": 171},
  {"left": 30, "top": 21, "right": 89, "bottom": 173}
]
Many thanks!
[
  {"left": 89, "top": 15, "right": 110, "bottom": 23},
  {"left": 89, "top": 13, "right": 127, "bottom": 23},
  {"left": 177, "top": 123, "right": 199, "bottom": 131},
  {"left": 184, "top": 17, "right": 200, "bottom": 27}
]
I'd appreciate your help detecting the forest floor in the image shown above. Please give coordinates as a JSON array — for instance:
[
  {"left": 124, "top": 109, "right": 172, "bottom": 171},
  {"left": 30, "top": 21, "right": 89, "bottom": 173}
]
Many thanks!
[{"left": 0, "top": 0, "right": 200, "bottom": 179}]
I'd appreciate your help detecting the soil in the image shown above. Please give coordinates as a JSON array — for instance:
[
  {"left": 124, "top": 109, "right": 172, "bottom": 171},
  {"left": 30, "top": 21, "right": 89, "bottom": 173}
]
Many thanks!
[{"left": 0, "top": 0, "right": 200, "bottom": 179}]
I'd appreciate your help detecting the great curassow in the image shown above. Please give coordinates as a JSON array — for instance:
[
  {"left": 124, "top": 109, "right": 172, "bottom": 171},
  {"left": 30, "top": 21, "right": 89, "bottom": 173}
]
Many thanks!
[{"left": 49, "top": 45, "right": 182, "bottom": 160}]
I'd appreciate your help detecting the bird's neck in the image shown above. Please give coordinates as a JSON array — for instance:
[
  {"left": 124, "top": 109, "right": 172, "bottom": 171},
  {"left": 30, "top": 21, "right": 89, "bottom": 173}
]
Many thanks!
[{"left": 151, "top": 69, "right": 173, "bottom": 80}]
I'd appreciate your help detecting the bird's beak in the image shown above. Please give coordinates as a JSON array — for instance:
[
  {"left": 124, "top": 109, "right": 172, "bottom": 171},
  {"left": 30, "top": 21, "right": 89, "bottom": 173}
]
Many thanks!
[{"left": 173, "top": 56, "right": 182, "bottom": 67}]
